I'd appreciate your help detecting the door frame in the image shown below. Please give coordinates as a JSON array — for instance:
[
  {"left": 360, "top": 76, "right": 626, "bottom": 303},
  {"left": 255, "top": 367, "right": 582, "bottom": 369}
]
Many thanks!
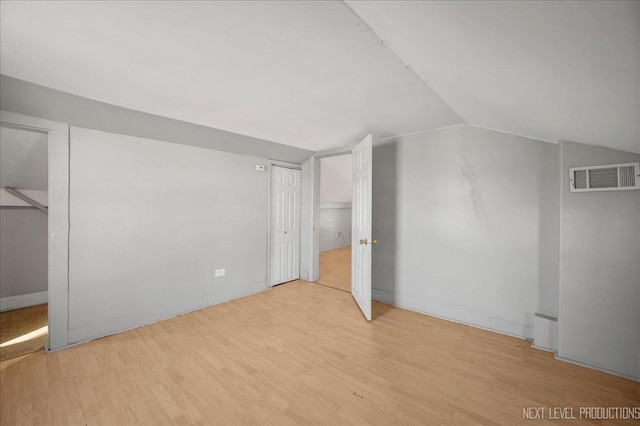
[
  {"left": 267, "top": 160, "right": 302, "bottom": 288},
  {"left": 309, "top": 146, "right": 355, "bottom": 283},
  {"left": 0, "top": 110, "right": 70, "bottom": 351}
]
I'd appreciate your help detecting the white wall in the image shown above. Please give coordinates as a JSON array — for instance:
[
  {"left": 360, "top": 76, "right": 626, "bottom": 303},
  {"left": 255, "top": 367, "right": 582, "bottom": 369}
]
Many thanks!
[
  {"left": 320, "top": 155, "right": 352, "bottom": 203},
  {"left": 0, "top": 208, "right": 48, "bottom": 308},
  {"left": 558, "top": 141, "right": 640, "bottom": 379},
  {"left": 320, "top": 154, "right": 352, "bottom": 252},
  {"left": 319, "top": 208, "right": 351, "bottom": 252},
  {"left": 67, "top": 127, "right": 270, "bottom": 344},
  {"left": 0, "top": 190, "right": 49, "bottom": 306},
  {"left": 371, "top": 126, "right": 640, "bottom": 379},
  {"left": 372, "top": 125, "right": 560, "bottom": 339}
]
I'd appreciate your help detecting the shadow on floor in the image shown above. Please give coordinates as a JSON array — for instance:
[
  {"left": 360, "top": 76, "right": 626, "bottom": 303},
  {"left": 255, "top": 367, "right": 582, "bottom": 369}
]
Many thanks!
[
  {"left": 0, "top": 304, "right": 48, "bottom": 361},
  {"left": 372, "top": 300, "right": 395, "bottom": 320}
]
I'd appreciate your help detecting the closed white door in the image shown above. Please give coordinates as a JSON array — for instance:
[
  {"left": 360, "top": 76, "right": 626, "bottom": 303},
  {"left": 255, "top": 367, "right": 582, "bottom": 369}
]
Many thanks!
[
  {"left": 351, "top": 135, "right": 373, "bottom": 321},
  {"left": 271, "top": 166, "right": 301, "bottom": 286}
]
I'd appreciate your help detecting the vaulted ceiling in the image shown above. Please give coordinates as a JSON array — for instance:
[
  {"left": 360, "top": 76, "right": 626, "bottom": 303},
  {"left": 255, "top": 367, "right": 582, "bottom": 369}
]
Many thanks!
[
  {"left": 1, "top": 1, "right": 638, "bottom": 154},
  {"left": 348, "top": 1, "right": 640, "bottom": 154}
]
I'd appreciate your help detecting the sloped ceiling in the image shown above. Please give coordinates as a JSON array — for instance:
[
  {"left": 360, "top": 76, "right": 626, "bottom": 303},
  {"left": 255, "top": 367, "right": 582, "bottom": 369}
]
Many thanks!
[
  {"left": 0, "top": 1, "right": 461, "bottom": 152},
  {"left": 1, "top": 1, "right": 638, "bottom": 154},
  {"left": 348, "top": 1, "right": 640, "bottom": 153},
  {"left": 0, "top": 126, "right": 48, "bottom": 191}
]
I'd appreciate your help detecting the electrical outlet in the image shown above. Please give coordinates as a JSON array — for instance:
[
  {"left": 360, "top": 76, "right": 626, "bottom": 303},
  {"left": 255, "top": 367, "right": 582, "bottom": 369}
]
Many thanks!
[
  {"left": 335, "top": 232, "right": 342, "bottom": 238},
  {"left": 215, "top": 268, "right": 225, "bottom": 277}
]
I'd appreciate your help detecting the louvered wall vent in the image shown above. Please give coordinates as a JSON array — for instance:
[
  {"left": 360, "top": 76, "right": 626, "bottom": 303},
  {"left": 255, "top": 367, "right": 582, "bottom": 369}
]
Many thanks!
[{"left": 569, "top": 162, "right": 640, "bottom": 192}]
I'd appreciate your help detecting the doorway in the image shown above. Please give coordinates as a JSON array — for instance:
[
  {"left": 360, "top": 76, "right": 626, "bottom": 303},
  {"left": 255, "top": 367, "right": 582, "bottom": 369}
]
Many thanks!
[
  {"left": 316, "top": 154, "right": 353, "bottom": 292},
  {"left": 309, "top": 135, "right": 373, "bottom": 321},
  {"left": 0, "top": 111, "right": 69, "bottom": 353},
  {"left": 0, "top": 124, "right": 49, "bottom": 360}
]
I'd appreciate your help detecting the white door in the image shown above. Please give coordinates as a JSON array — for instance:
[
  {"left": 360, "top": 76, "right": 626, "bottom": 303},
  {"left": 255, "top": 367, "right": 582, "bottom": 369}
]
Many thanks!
[
  {"left": 271, "top": 166, "right": 301, "bottom": 286},
  {"left": 351, "top": 135, "right": 374, "bottom": 321}
]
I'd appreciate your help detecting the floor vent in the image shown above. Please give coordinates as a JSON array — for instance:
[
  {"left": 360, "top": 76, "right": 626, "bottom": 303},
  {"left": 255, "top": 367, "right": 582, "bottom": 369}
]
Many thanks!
[{"left": 569, "top": 162, "right": 640, "bottom": 192}]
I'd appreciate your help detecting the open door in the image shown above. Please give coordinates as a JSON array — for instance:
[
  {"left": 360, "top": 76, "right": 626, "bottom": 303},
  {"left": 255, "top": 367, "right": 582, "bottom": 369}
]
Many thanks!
[{"left": 351, "top": 135, "right": 374, "bottom": 320}]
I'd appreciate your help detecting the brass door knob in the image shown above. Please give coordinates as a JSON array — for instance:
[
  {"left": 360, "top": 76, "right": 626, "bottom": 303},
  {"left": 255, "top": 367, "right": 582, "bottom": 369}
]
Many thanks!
[{"left": 359, "top": 238, "right": 378, "bottom": 245}]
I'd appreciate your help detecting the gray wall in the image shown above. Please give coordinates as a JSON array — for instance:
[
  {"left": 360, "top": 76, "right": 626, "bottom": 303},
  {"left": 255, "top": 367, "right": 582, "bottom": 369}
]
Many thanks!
[
  {"left": 0, "top": 75, "right": 313, "bottom": 164},
  {"left": 0, "top": 208, "right": 48, "bottom": 297},
  {"left": 372, "top": 125, "right": 560, "bottom": 338},
  {"left": 320, "top": 155, "right": 352, "bottom": 203},
  {"left": 558, "top": 141, "right": 640, "bottom": 379},
  {"left": 319, "top": 207, "right": 351, "bottom": 252},
  {"left": 67, "top": 127, "right": 270, "bottom": 343}
]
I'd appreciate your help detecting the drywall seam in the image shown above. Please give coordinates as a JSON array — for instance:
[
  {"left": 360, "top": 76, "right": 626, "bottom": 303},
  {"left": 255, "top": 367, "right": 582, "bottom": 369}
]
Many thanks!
[
  {"left": 468, "top": 123, "right": 558, "bottom": 145},
  {"left": 343, "top": 1, "right": 465, "bottom": 125},
  {"left": 374, "top": 124, "right": 467, "bottom": 145}
]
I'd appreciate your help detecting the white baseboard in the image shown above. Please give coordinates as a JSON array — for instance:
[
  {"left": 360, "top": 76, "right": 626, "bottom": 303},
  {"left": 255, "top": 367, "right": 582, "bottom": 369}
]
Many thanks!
[
  {"left": 554, "top": 354, "right": 639, "bottom": 382},
  {"left": 0, "top": 291, "right": 48, "bottom": 312},
  {"left": 372, "top": 288, "right": 533, "bottom": 340}
]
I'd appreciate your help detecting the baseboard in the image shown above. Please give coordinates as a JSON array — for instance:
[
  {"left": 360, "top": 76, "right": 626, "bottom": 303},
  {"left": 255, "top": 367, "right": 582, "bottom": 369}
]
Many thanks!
[
  {"left": 371, "top": 289, "right": 638, "bottom": 380},
  {"left": 554, "top": 354, "right": 639, "bottom": 382},
  {"left": 0, "top": 291, "right": 48, "bottom": 312},
  {"left": 66, "top": 284, "right": 267, "bottom": 348},
  {"left": 372, "top": 288, "right": 533, "bottom": 340}
]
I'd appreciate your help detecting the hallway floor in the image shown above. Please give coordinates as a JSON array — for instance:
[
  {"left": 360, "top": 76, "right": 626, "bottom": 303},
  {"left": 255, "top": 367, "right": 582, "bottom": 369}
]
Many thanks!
[
  {"left": 317, "top": 246, "right": 351, "bottom": 292},
  {"left": 0, "top": 304, "right": 48, "bottom": 362}
]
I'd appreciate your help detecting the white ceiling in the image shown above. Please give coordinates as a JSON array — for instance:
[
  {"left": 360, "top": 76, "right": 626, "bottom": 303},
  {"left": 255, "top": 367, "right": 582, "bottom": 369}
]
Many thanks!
[
  {"left": 348, "top": 1, "right": 640, "bottom": 154},
  {"left": 0, "top": 126, "right": 48, "bottom": 191},
  {"left": 1, "top": 2, "right": 638, "bottom": 154},
  {"left": 0, "top": 1, "right": 461, "bottom": 152}
]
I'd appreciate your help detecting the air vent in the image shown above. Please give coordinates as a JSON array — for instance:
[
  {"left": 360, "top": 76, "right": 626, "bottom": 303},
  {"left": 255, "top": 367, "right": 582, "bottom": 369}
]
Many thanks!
[{"left": 569, "top": 162, "right": 640, "bottom": 192}]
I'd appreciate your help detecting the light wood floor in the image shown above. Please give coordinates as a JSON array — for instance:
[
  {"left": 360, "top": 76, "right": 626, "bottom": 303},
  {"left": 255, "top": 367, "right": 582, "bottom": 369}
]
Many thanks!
[
  {"left": 1, "top": 281, "right": 638, "bottom": 425},
  {"left": 0, "top": 304, "right": 48, "bottom": 362},
  {"left": 317, "top": 247, "right": 351, "bottom": 292}
]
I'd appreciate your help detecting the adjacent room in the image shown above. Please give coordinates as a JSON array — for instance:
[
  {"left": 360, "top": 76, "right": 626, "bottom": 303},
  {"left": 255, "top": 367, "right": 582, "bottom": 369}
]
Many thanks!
[
  {"left": 0, "top": 1, "right": 638, "bottom": 425},
  {"left": 0, "top": 124, "right": 49, "bottom": 361},
  {"left": 317, "top": 154, "right": 352, "bottom": 293}
]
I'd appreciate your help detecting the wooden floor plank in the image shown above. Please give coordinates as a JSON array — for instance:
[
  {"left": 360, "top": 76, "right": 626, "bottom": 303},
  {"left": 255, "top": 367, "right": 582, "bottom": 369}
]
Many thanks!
[
  {"left": 317, "top": 247, "right": 351, "bottom": 292},
  {"left": 1, "top": 281, "right": 638, "bottom": 425},
  {"left": 0, "top": 304, "right": 48, "bottom": 362}
]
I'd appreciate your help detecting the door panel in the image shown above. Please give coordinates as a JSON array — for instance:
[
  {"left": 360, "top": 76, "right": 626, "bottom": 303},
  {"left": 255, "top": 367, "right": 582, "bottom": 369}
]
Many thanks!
[
  {"left": 271, "top": 166, "right": 301, "bottom": 286},
  {"left": 351, "top": 135, "right": 373, "bottom": 320}
]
